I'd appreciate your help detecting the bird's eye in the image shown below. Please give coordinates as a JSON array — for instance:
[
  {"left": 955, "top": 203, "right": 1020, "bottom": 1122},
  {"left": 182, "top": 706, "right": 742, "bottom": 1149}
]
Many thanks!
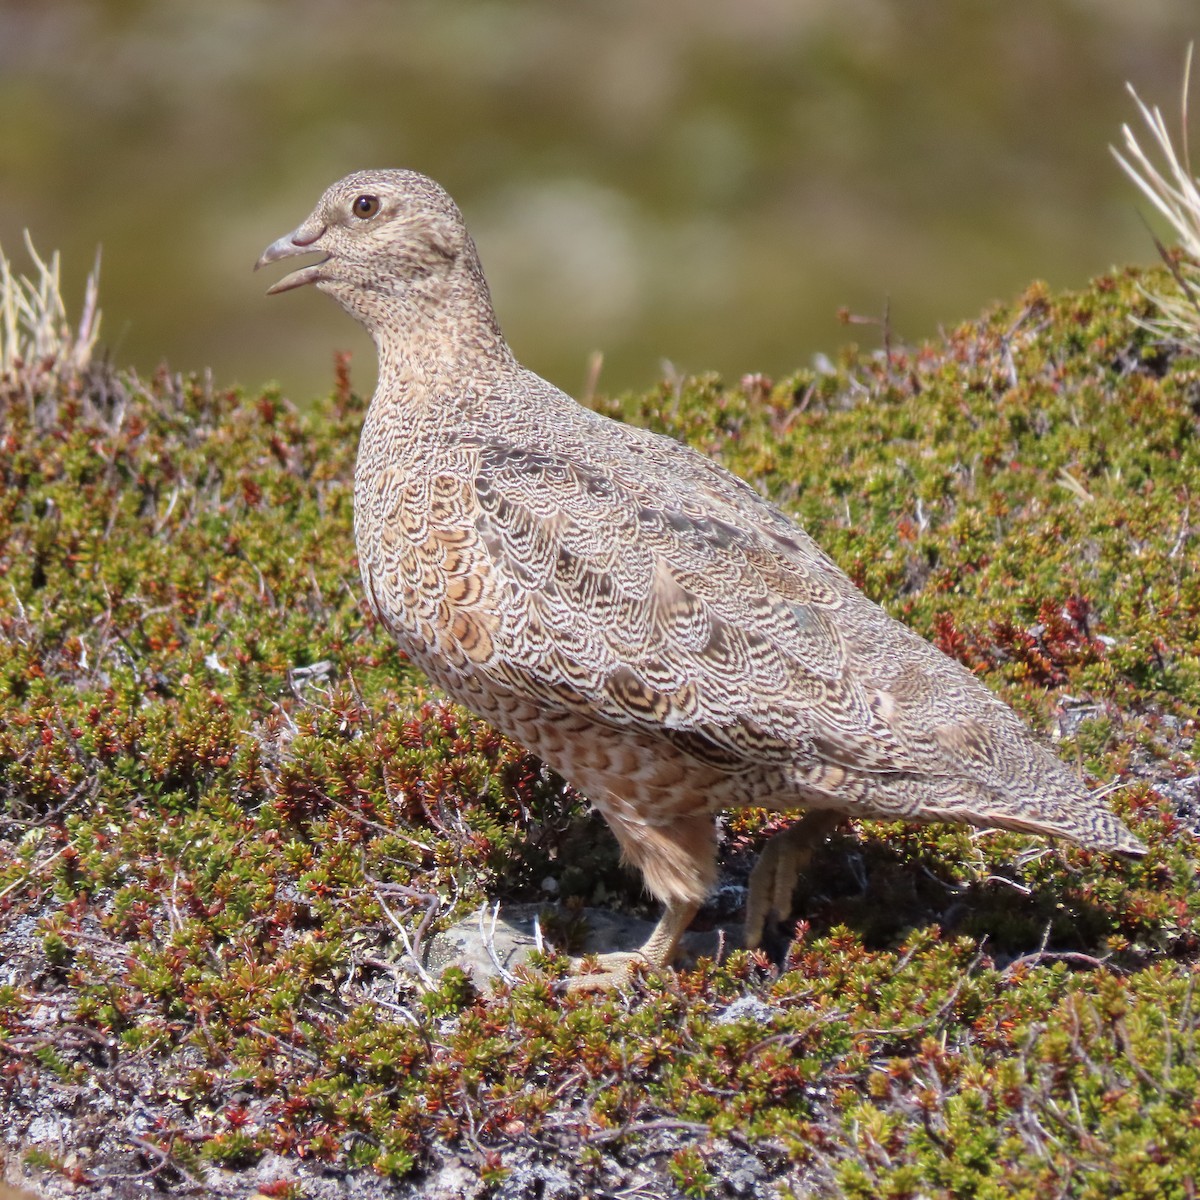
[{"left": 352, "top": 194, "right": 380, "bottom": 219}]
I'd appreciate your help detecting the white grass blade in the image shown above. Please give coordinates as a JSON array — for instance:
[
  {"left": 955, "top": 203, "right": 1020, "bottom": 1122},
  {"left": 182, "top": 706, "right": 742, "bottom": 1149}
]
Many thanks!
[
  {"left": 0, "top": 235, "right": 102, "bottom": 379},
  {"left": 1112, "top": 45, "right": 1200, "bottom": 353}
]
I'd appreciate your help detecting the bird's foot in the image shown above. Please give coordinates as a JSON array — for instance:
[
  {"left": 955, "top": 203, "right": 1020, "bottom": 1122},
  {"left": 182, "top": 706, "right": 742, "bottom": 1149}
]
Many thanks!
[
  {"left": 744, "top": 810, "right": 839, "bottom": 951},
  {"left": 562, "top": 898, "right": 701, "bottom": 990},
  {"left": 564, "top": 950, "right": 652, "bottom": 992}
]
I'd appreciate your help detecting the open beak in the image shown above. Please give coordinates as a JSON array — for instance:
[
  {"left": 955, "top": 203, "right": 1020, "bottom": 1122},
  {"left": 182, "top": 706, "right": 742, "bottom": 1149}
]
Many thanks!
[{"left": 255, "top": 220, "right": 329, "bottom": 294}]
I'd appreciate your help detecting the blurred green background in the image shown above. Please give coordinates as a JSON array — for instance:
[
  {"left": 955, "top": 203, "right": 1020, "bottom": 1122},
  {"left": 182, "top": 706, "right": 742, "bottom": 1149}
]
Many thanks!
[{"left": 0, "top": 1, "right": 1195, "bottom": 403}]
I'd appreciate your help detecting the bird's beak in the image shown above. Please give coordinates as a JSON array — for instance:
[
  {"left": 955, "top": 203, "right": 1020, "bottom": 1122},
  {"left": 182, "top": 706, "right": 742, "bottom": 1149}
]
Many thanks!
[{"left": 255, "top": 219, "right": 329, "bottom": 295}]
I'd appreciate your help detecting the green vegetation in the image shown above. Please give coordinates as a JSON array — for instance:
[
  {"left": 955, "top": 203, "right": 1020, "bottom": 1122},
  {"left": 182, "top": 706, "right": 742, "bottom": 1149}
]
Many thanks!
[{"left": 1, "top": 261, "right": 1198, "bottom": 1196}]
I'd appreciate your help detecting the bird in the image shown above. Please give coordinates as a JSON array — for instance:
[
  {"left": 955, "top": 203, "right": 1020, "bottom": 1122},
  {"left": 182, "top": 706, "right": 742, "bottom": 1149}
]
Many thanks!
[{"left": 256, "top": 170, "right": 1146, "bottom": 988}]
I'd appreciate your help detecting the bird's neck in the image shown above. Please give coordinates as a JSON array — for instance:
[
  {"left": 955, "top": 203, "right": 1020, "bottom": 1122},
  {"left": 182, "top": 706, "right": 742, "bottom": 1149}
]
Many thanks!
[{"left": 368, "top": 263, "right": 514, "bottom": 394}]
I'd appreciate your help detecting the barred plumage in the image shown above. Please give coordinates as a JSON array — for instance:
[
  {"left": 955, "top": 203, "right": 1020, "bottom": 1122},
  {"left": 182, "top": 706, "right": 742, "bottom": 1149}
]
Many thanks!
[{"left": 258, "top": 170, "right": 1145, "bottom": 988}]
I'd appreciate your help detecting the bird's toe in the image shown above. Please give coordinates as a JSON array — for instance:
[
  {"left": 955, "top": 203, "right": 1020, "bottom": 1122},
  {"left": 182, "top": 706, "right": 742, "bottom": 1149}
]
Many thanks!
[{"left": 565, "top": 950, "right": 655, "bottom": 992}]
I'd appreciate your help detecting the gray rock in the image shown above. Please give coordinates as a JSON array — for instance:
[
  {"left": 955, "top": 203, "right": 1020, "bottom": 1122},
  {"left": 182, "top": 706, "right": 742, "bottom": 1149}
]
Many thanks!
[{"left": 421, "top": 903, "right": 739, "bottom": 986}]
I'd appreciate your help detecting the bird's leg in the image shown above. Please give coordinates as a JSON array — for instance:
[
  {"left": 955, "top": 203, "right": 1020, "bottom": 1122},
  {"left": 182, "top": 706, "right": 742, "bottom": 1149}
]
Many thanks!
[
  {"left": 744, "top": 809, "right": 840, "bottom": 951},
  {"left": 567, "top": 810, "right": 716, "bottom": 991}
]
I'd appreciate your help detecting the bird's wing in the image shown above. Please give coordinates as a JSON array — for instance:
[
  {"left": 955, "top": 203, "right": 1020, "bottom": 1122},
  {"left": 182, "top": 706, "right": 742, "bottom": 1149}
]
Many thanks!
[{"left": 461, "top": 421, "right": 977, "bottom": 780}]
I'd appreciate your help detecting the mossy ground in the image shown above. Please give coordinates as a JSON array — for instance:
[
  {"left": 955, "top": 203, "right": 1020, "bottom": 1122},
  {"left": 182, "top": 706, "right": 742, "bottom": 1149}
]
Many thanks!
[{"left": 1, "top": 268, "right": 1198, "bottom": 1198}]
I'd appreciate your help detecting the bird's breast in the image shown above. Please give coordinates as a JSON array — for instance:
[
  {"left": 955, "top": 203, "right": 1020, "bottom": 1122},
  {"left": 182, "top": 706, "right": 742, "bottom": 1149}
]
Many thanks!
[{"left": 354, "top": 447, "right": 503, "bottom": 682}]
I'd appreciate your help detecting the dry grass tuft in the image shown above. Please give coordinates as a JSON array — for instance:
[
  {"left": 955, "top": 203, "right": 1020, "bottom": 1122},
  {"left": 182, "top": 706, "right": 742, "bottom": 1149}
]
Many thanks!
[
  {"left": 1112, "top": 45, "right": 1200, "bottom": 355},
  {"left": 0, "top": 234, "right": 101, "bottom": 380}
]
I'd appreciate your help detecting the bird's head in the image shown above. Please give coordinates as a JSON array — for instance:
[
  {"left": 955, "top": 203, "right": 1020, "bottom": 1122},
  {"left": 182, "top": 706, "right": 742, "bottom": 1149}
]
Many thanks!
[{"left": 256, "top": 169, "right": 497, "bottom": 346}]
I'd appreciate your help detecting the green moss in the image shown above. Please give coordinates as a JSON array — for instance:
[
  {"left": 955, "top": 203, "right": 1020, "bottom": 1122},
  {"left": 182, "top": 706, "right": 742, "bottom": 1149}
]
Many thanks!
[{"left": 2, "top": 265, "right": 1199, "bottom": 1192}]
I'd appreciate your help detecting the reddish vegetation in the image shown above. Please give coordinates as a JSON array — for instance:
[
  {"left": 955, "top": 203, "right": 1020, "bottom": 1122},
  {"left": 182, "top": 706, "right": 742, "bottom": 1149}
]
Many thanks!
[{"left": 2, "top": 266, "right": 1199, "bottom": 1197}]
